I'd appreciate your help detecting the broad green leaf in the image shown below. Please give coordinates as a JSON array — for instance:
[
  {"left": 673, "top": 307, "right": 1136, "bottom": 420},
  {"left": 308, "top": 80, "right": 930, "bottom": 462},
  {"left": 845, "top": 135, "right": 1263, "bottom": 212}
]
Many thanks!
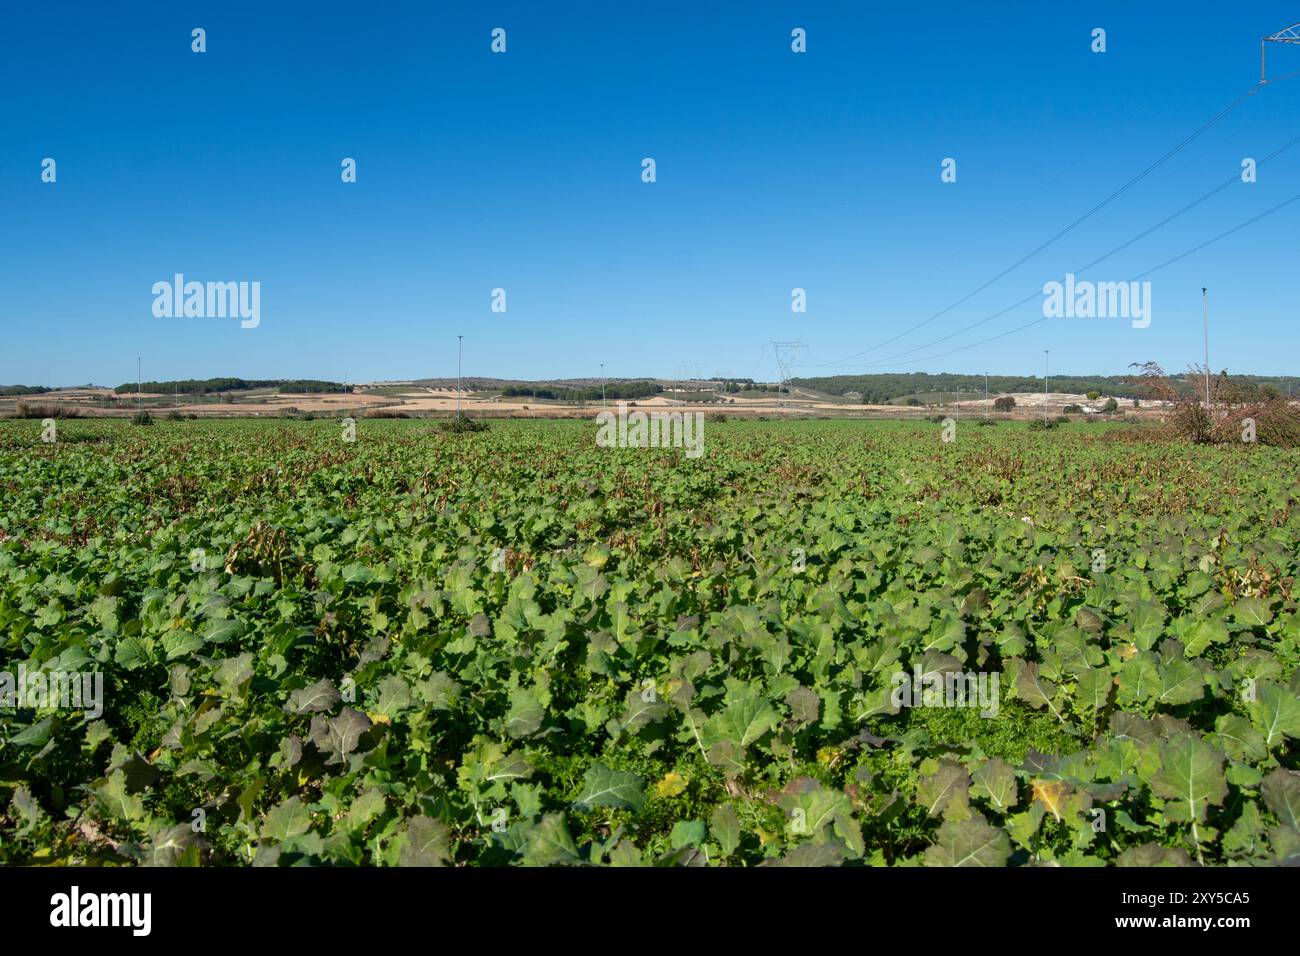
[
  {"left": 1015, "top": 662, "right": 1063, "bottom": 721},
  {"left": 767, "top": 842, "right": 847, "bottom": 866},
  {"left": 710, "top": 803, "right": 742, "bottom": 857},
  {"left": 284, "top": 678, "right": 339, "bottom": 715},
  {"left": 414, "top": 671, "right": 461, "bottom": 710},
  {"left": 1181, "top": 619, "right": 1228, "bottom": 658},
  {"left": 522, "top": 814, "right": 582, "bottom": 866},
  {"left": 784, "top": 685, "right": 820, "bottom": 727},
  {"left": 397, "top": 815, "right": 451, "bottom": 866},
  {"left": 669, "top": 819, "right": 706, "bottom": 849},
  {"left": 1249, "top": 684, "right": 1300, "bottom": 749},
  {"left": 1149, "top": 736, "right": 1227, "bottom": 825},
  {"left": 704, "top": 687, "right": 779, "bottom": 749},
  {"left": 309, "top": 707, "right": 372, "bottom": 764},
  {"left": 574, "top": 763, "right": 645, "bottom": 812},
  {"left": 1230, "top": 597, "right": 1273, "bottom": 628},
  {"left": 1260, "top": 768, "right": 1300, "bottom": 832},
  {"left": 924, "top": 816, "right": 1011, "bottom": 867},
  {"left": 262, "top": 796, "right": 313, "bottom": 842},
  {"left": 373, "top": 675, "right": 412, "bottom": 718},
  {"left": 504, "top": 686, "right": 544, "bottom": 738},
  {"left": 971, "top": 758, "right": 1020, "bottom": 813},
  {"left": 1156, "top": 659, "right": 1204, "bottom": 706},
  {"left": 94, "top": 769, "right": 145, "bottom": 823},
  {"left": 1211, "top": 714, "right": 1266, "bottom": 763},
  {"left": 915, "top": 759, "right": 971, "bottom": 819},
  {"left": 620, "top": 688, "right": 669, "bottom": 733},
  {"left": 778, "top": 778, "right": 864, "bottom": 857},
  {"left": 1115, "top": 843, "right": 1193, "bottom": 867},
  {"left": 1074, "top": 668, "right": 1112, "bottom": 714}
]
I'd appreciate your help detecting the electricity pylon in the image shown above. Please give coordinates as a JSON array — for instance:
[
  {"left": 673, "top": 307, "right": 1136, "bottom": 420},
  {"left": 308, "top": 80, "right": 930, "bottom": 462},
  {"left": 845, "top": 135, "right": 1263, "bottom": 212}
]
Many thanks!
[
  {"left": 771, "top": 341, "right": 805, "bottom": 407},
  {"left": 1262, "top": 22, "right": 1300, "bottom": 83}
]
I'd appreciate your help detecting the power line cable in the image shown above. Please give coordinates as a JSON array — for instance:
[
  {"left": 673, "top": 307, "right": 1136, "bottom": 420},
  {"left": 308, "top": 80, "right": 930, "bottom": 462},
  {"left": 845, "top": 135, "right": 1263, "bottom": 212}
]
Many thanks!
[
  {"left": 809, "top": 75, "right": 1296, "bottom": 368},
  {"left": 817, "top": 186, "right": 1300, "bottom": 372},
  {"left": 743, "top": 341, "right": 770, "bottom": 381},
  {"left": 826, "top": 126, "right": 1300, "bottom": 370}
]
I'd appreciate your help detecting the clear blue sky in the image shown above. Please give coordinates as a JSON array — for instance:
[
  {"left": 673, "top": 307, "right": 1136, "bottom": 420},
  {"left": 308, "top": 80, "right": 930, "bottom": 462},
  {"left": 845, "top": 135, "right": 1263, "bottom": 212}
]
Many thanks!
[{"left": 3, "top": 1, "right": 1299, "bottom": 387}]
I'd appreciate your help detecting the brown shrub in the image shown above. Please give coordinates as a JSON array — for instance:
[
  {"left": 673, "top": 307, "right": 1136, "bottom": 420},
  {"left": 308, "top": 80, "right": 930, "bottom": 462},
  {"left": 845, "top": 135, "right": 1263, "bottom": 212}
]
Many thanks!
[
  {"left": 14, "top": 402, "right": 85, "bottom": 419},
  {"left": 1128, "top": 361, "right": 1300, "bottom": 447}
]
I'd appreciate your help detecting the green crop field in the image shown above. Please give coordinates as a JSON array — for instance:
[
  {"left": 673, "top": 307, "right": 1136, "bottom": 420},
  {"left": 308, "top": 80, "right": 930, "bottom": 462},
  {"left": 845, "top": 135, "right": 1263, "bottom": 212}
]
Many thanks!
[{"left": 1, "top": 418, "right": 1298, "bottom": 867}]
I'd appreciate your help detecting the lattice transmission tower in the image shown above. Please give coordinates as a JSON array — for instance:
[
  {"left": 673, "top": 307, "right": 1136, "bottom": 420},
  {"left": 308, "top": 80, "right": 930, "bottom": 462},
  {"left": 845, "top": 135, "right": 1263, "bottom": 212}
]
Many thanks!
[
  {"left": 771, "top": 341, "right": 805, "bottom": 407},
  {"left": 1262, "top": 21, "right": 1300, "bottom": 82}
]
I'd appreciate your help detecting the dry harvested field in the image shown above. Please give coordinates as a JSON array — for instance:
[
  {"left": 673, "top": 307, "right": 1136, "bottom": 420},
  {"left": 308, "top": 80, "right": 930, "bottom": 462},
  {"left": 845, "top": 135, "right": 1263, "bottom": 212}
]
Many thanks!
[{"left": 0, "top": 383, "right": 1184, "bottom": 423}]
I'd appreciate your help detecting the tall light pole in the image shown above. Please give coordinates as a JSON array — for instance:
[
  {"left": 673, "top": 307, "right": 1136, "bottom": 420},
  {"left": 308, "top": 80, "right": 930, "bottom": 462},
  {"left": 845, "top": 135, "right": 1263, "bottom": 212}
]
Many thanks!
[
  {"left": 1043, "top": 350, "right": 1050, "bottom": 421},
  {"left": 456, "top": 335, "right": 463, "bottom": 420},
  {"left": 1202, "top": 288, "right": 1211, "bottom": 407}
]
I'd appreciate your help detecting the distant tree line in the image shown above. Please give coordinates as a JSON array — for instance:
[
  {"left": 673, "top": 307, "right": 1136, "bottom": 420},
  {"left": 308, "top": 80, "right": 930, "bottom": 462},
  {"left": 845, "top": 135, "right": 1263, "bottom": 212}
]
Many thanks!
[
  {"left": 1215, "top": 378, "right": 1291, "bottom": 403},
  {"left": 113, "top": 378, "right": 351, "bottom": 395},
  {"left": 791, "top": 373, "right": 1143, "bottom": 402},
  {"left": 0, "top": 385, "right": 52, "bottom": 396},
  {"left": 1128, "top": 371, "right": 1297, "bottom": 403},
  {"left": 277, "top": 380, "right": 353, "bottom": 394},
  {"left": 501, "top": 381, "right": 663, "bottom": 401},
  {"left": 791, "top": 372, "right": 1299, "bottom": 404}
]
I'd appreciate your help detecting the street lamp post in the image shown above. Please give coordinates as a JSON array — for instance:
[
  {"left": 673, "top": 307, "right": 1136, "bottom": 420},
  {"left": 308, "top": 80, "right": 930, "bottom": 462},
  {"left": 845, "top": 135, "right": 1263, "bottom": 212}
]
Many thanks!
[
  {"left": 1043, "top": 350, "right": 1050, "bottom": 421},
  {"left": 1202, "top": 288, "right": 1211, "bottom": 407}
]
